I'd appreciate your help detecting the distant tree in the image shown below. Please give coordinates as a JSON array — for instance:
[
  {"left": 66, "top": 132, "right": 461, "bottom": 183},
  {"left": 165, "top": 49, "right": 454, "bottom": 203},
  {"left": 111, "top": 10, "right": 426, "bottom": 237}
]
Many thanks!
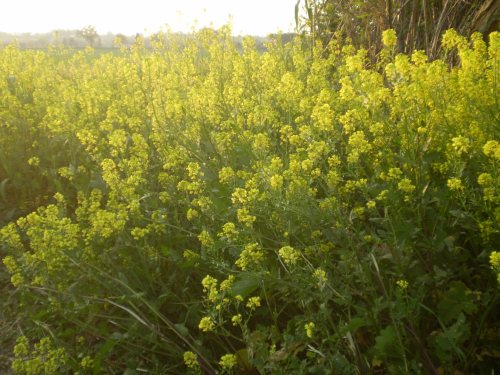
[
  {"left": 63, "top": 37, "right": 80, "bottom": 48},
  {"left": 79, "top": 25, "right": 99, "bottom": 47}
]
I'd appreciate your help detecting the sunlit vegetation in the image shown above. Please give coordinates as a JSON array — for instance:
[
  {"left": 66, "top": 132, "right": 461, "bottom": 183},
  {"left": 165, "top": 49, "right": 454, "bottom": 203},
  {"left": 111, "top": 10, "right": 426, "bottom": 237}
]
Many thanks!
[{"left": 0, "top": 25, "right": 499, "bottom": 374}]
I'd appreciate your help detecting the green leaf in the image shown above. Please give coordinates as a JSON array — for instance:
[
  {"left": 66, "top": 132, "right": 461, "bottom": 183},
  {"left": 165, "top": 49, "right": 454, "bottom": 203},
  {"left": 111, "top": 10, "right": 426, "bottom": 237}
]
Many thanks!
[
  {"left": 236, "top": 348, "right": 253, "bottom": 371},
  {"left": 431, "top": 313, "right": 468, "bottom": 363},
  {"left": 93, "top": 336, "right": 118, "bottom": 374},
  {"left": 437, "top": 281, "right": 478, "bottom": 324},
  {"left": 373, "top": 325, "right": 399, "bottom": 359},
  {"left": 230, "top": 274, "right": 260, "bottom": 298},
  {"left": 345, "top": 317, "right": 368, "bottom": 333},
  {"left": 174, "top": 323, "right": 189, "bottom": 337}
]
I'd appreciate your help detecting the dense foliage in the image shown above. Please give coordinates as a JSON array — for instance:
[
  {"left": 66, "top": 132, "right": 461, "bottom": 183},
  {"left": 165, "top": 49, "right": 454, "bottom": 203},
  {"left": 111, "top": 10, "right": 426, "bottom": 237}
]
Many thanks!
[{"left": 1, "top": 27, "right": 499, "bottom": 374}]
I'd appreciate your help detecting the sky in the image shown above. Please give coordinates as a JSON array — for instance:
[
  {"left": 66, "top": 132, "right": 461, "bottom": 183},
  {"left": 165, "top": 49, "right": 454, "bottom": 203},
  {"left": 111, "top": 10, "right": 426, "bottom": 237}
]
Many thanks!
[{"left": 0, "top": 0, "right": 298, "bottom": 36}]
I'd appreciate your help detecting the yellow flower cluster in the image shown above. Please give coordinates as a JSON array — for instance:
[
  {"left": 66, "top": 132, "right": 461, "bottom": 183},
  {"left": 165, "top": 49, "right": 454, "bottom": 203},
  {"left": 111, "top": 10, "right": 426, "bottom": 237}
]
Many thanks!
[
  {"left": 202, "top": 275, "right": 219, "bottom": 302},
  {"left": 198, "top": 316, "right": 215, "bottom": 332},
  {"left": 231, "top": 314, "right": 242, "bottom": 326},
  {"left": 396, "top": 279, "right": 409, "bottom": 289},
  {"left": 219, "top": 166, "right": 235, "bottom": 184},
  {"left": 483, "top": 140, "right": 500, "bottom": 160},
  {"left": 398, "top": 178, "right": 416, "bottom": 194},
  {"left": 183, "top": 351, "right": 199, "bottom": 369},
  {"left": 278, "top": 245, "right": 300, "bottom": 266},
  {"left": 12, "top": 336, "right": 68, "bottom": 375},
  {"left": 198, "top": 230, "right": 214, "bottom": 248},
  {"left": 490, "top": 252, "right": 500, "bottom": 285},
  {"left": 382, "top": 29, "right": 397, "bottom": 48},
  {"left": 489, "top": 252, "right": 500, "bottom": 269},
  {"left": 451, "top": 136, "right": 470, "bottom": 156},
  {"left": 235, "top": 243, "right": 263, "bottom": 270},
  {"left": 477, "top": 173, "right": 498, "bottom": 202},
  {"left": 246, "top": 296, "right": 261, "bottom": 310},
  {"left": 313, "top": 268, "right": 328, "bottom": 288},
  {"left": 304, "top": 322, "right": 315, "bottom": 338},
  {"left": 237, "top": 207, "right": 256, "bottom": 226},
  {"left": 219, "top": 222, "right": 239, "bottom": 240},
  {"left": 447, "top": 178, "right": 464, "bottom": 192},
  {"left": 219, "top": 353, "right": 237, "bottom": 369}
]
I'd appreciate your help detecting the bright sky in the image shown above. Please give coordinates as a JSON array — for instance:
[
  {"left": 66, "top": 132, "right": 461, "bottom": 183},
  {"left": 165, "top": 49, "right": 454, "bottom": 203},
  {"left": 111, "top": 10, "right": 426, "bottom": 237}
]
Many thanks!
[{"left": 0, "top": 0, "right": 297, "bottom": 36}]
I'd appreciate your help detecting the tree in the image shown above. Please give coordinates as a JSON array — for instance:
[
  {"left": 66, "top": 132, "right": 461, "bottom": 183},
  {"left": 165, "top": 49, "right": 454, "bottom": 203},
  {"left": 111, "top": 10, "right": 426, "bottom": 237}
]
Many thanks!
[{"left": 79, "top": 25, "right": 99, "bottom": 47}]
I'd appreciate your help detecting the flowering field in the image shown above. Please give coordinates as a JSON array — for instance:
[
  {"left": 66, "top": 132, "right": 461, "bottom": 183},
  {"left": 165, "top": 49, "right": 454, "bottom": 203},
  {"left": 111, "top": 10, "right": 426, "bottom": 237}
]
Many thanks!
[{"left": 1, "top": 28, "right": 499, "bottom": 374}]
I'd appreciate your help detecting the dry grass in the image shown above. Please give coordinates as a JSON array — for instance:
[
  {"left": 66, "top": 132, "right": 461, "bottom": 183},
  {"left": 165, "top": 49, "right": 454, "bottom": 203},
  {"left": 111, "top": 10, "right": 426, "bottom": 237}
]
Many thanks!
[{"left": 297, "top": 0, "right": 500, "bottom": 60}]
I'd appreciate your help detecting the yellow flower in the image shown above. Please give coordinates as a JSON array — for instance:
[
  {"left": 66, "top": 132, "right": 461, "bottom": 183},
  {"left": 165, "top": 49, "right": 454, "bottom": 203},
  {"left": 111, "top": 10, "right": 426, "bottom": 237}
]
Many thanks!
[
  {"left": 353, "top": 206, "right": 365, "bottom": 217},
  {"left": 252, "top": 133, "right": 270, "bottom": 154},
  {"left": 441, "top": 29, "right": 464, "bottom": 50},
  {"left": 382, "top": 29, "right": 397, "bottom": 48},
  {"left": 490, "top": 251, "right": 500, "bottom": 269},
  {"left": 131, "top": 227, "right": 149, "bottom": 240},
  {"left": 198, "top": 316, "right": 215, "bottom": 332},
  {"left": 183, "top": 249, "right": 200, "bottom": 264},
  {"left": 235, "top": 243, "right": 263, "bottom": 270},
  {"left": 387, "top": 168, "right": 402, "bottom": 180},
  {"left": 3, "top": 255, "right": 19, "bottom": 274},
  {"left": 278, "top": 245, "right": 300, "bottom": 266},
  {"left": 237, "top": 207, "right": 256, "bottom": 226},
  {"left": 219, "top": 222, "right": 239, "bottom": 239},
  {"left": 220, "top": 275, "right": 235, "bottom": 292},
  {"left": 398, "top": 178, "right": 415, "bottom": 194},
  {"left": 396, "top": 279, "right": 409, "bottom": 289},
  {"left": 187, "top": 162, "right": 203, "bottom": 180},
  {"left": 198, "top": 230, "right": 214, "bottom": 247},
  {"left": 348, "top": 131, "right": 371, "bottom": 154},
  {"left": 28, "top": 156, "right": 40, "bottom": 166},
  {"left": 313, "top": 268, "right": 327, "bottom": 288},
  {"left": 246, "top": 296, "right": 261, "bottom": 310},
  {"left": 231, "top": 314, "right": 242, "bottom": 326},
  {"left": 219, "top": 354, "right": 237, "bottom": 369},
  {"left": 219, "top": 167, "right": 235, "bottom": 184},
  {"left": 231, "top": 188, "right": 248, "bottom": 205},
  {"left": 477, "top": 173, "right": 493, "bottom": 186},
  {"left": 270, "top": 174, "right": 284, "bottom": 190},
  {"left": 270, "top": 156, "right": 283, "bottom": 171},
  {"left": 447, "top": 178, "right": 464, "bottom": 191},
  {"left": 201, "top": 275, "right": 218, "bottom": 291},
  {"left": 301, "top": 159, "right": 313, "bottom": 172},
  {"left": 411, "top": 50, "right": 427, "bottom": 65},
  {"left": 311, "top": 103, "right": 334, "bottom": 131},
  {"left": 202, "top": 278, "right": 219, "bottom": 302},
  {"left": 483, "top": 140, "right": 500, "bottom": 160},
  {"left": 183, "top": 351, "right": 199, "bottom": 369},
  {"left": 451, "top": 136, "right": 470, "bottom": 155},
  {"left": 304, "top": 322, "right": 315, "bottom": 338},
  {"left": 10, "top": 273, "right": 25, "bottom": 287},
  {"left": 186, "top": 208, "right": 199, "bottom": 221},
  {"left": 328, "top": 155, "right": 341, "bottom": 167},
  {"left": 80, "top": 356, "right": 94, "bottom": 369}
]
